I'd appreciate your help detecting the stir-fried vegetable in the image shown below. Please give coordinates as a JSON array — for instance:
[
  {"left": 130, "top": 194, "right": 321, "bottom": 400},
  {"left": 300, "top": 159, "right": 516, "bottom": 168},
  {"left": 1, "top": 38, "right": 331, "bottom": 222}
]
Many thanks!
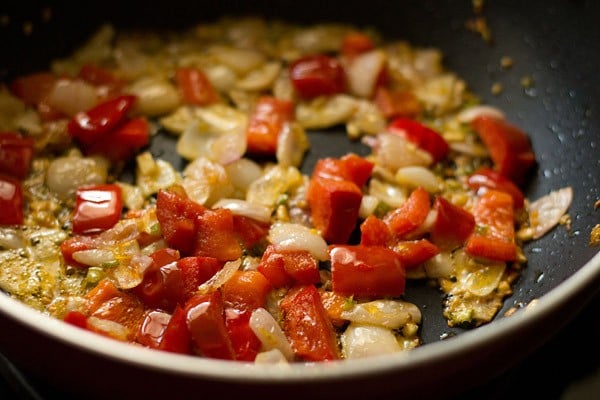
[{"left": 0, "top": 16, "right": 575, "bottom": 363}]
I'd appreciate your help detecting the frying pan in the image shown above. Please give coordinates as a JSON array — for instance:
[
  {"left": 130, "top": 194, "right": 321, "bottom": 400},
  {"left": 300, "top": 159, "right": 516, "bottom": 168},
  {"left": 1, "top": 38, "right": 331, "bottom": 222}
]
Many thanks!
[{"left": 0, "top": 0, "right": 598, "bottom": 398}]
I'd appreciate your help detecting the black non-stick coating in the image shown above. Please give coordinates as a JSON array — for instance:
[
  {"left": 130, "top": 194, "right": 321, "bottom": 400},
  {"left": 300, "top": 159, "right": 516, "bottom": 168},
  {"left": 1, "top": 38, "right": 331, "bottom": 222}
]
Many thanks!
[{"left": 1, "top": 0, "right": 599, "bottom": 346}]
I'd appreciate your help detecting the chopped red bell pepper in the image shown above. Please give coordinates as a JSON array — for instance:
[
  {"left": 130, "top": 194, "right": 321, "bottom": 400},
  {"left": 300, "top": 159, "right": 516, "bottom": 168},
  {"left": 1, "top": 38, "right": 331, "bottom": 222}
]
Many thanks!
[
  {"left": 384, "top": 186, "right": 431, "bottom": 238},
  {"left": 85, "top": 116, "right": 150, "bottom": 162},
  {"left": 359, "top": 215, "right": 393, "bottom": 246},
  {"left": 156, "top": 188, "right": 206, "bottom": 255},
  {"left": 67, "top": 95, "right": 137, "bottom": 145},
  {"left": 137, "top": 309, "right": 171, "bottom": 349},
  {"left": 289, "top": 54, "right": 346, "bottom": 99},
  {"left": 232, "top": 215, "right": 270, "bottom": 251},
  {"left": 221, "top": 270, "right": 272, "bottom": 312},
  {"left": 63, "top": 310, "right": 89, "bottom": 329},
  {"left": 72, "top": 184, "right": 123, "bottom": 235},
  {"left": 280, "top": 284, "right": 340, "bottom": 362},
  {"left": 341, "top": 32, "right": 375, "bottom": 59},
  {"left": 470, "top": 115, "right": 536, "bottom": 185},
  {"left": 85, "top": 279, "right": 146, "bottom": 341},
  {"left": 225, "top": 308, "right": 262, "bottom": 362},
  {"left": 374, "top": 87, "right": 421, "bottom": 119},
  {"left": 132, "top": 248, "right": 182, "bottom": 311},
  {"left": 306, "top": 176, "right": 363, "bottom": 244},
  {"left": 257, "top": 245, "right": 321, "bottom": 288},
  {"left": 467, "top": 167, "right": 525, "bottom": 209},
  {"left": 387, "top": 118, "right": 449, "bottom": 163},
  {"left": 465, "top": 189, "right": 517, "bottom": 262},
  {"left": 0, "top": 132, "right": 35, "bottom": 179},
  {"left": 10, "top": 72, "right": 56, "bottom": 106},
  {"left": 246, "top": 96, "right": 294, "bottom": 155},
  {"left": 429, "top": 196, "right": 476, "bottom": 250},
  {"left": 392, "top": 239, "right": 440, "bottom": 269},
  {"left": 185, "top": 291, "right": 236, "bottom": 360},
  {"left": 177, "top": 256, "right": 222, "bottom": 302},
  {"left": 175, "top": 67, "right": 218, "bottom": 106},
  {"left": 193, "top": 208, "right": 243, "bottom": 262},
  {"left": 312, "top": 153, "right": 374, "bottom": 187},
  {"left": 60, "top": 235, "right": 97, "bottom": 268},
  {"left": 159, "top": 305, "right": 192, "bottom": 354},
  {"left": 0, "top": 174, "right": 24, "bottom": 225},
  {"left": 330, "top": 244, "right": 406, "bottom": 298}
]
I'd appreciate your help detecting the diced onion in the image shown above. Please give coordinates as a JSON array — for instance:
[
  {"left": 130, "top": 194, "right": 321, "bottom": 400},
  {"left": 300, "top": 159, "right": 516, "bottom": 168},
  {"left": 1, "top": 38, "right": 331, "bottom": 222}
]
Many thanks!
[
  {"left": 46, "top": 155, "right": 109, "bottom": 201},
  {"left": 72, "top": 249, "right": 116, "bottom": 268},
  {"left": 268, "top": 222, "right": 328, "bottom": 261},
  {"left": 341, "top": 299, "right": 421, "bottom": 329},
  {"left": 365, "top": 133, "right": 432, "bottom": 170},
  {"left": 254, "top": 349, "right": 290, "bottom": 365},
  {"left": 197, "top": 259, "right": 241, "bottom": 294},
  {"left": 341, "top": 323, "right": 403, "bottom": 359},
  {"left": 528, "top": 187, "right": 573, "bottom": 239},
  {"left": 46, "top": 79, "right": 98, "bottom": 116},
  {"left": 212, "top": 199, "right": 272, "bottom": 223},
  {"left": 457, "top": 105, "right": 505, "bottom": 123},
  {"left": 249, "top": 307, "right": 294, "bottom": 361},
  {"left": 346, "top": 50, "right": 387, "bottom": 98},
  {"left": 395, "top": 166, "right": 442, "bottom": 193}
]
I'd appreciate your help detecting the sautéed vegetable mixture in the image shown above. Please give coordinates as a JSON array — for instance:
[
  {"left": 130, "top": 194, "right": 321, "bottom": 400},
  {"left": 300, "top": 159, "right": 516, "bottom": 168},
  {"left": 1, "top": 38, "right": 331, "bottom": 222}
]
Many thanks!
[{"left": 0, "top": 17, "right": 573, "bottom": 362}]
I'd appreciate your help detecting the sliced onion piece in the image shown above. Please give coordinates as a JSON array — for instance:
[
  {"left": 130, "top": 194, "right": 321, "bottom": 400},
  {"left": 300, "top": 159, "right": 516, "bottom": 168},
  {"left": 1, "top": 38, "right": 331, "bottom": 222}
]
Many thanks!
[
  {"left": 197, "top": 259, "right": 241, "bottom": 294},
  {"left": 72, "top": 249, "right": 116, "bottom": 268},
  {"left": 365, "top": 133, "right": 432, "bottom": 171},
  {"left": 341, "top": 323, "right": 403, "bottom": 359},
  {"left": 86, "top": 317, "right": 130, "bottom": 341},
  {"left": 268, "top": 222, "right": 328, "bottom": 261},
  {"left": 395, "top": 166, "right": 442, "bottom": 193},
  {"left": 249, "top": 307, "right": 294, "bottom": 361},
  {"left": 341, "top": 299, "right": 421, "bottom": 329},
  {"left": 224, "top": 158, "right": 263, "bottom": 193},
  {"left": 296, "top": 94, "right": 357, "bottom": 130},
  {"left": 346, "top": 50, "right": 387, "bottom": 98},
  {"left": 528, "top": 186, "right": 573, "bottom": 239},
  {"left": 46, "top": 79, "right": 98, "bottom": 116},
  {"left": 212, "top": 199, "right": 272, "bottom": 223},
  {"left": 457, "top": 105, "right": 505, "bottom": 123},
  {"left": 276, "top": 122, "right": 309, "bottom": 168},
  {"left": 462, "top": 261, "right": 506, "bottom": 297},
  {"left": 254, "top": 349, "right": 290, "bottom": 365}
]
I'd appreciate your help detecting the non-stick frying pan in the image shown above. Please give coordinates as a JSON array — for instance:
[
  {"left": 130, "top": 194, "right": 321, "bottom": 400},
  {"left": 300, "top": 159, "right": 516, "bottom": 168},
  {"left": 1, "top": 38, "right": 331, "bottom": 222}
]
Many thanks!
[{"left": 0, "top": 0, "right": 598, "bottom": 399}]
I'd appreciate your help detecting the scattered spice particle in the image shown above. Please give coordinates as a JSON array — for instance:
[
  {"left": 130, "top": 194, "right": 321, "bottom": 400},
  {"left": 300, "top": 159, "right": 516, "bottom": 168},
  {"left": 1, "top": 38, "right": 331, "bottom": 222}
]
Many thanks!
[
  {"left": 500, "top": 56, "right": 514, "bottom": 69},
  {"left": 465, "top": 16, "right": 493, "bottom": 44},
  {"left": 22, "top": 21, "right": 33, "bottom": 35},
  {"left": 520, "top": 75, "right": 534, "bottom": 88},
  {"left": 491, "top": 82, "right": 503, "bottom": 95}
]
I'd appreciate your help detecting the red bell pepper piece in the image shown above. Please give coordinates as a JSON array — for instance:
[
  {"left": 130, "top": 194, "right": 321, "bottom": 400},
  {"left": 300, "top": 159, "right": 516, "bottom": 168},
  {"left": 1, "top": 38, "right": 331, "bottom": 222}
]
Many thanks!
[
  {"left": 232, "top": 215, "right": 270, "bottom": 251},
  {"left": 72, "top": 184, "right": 123, "bottom": 234},
  {"left": 156, "top": 188, "right": 206, "bottom": 255},
  {"left": 467, "top": 167, "right": 525, "bottom": 209},
  {"left": 185, "top": 291, "right": 236, "bottom": 360},
  {"left": 312, "top": 153, "right": 374, "bottom": 187},
  {"left": 63, "top": 310, "right": 89, "bottom": 329},
  {"left": 132, "top": 248, "right": 182, "bottom": 311},
  {"left": 0, "top": 174, "right": 24, "bottom": 225},
  {"left": 10, "top": 72, "right": 56, "bottom": 106},
  {"left": 175, "top": 67, "right": 218, "bottom": 106},
  {"left": 289, "top": 54, "right": 346, "bottom": 99},
  {"left": 77, "top": 64, "right": 125, "bottom": 98},
  {"left": 429, "top": 196, "right": 476, "bottom": 250},
  {"left": 470, "top": 115, "right": 536, "bottom": 185},
  {"left": 159, "top": 305, "right": 192, "bottom": 354},
  {"left": 330, "top": 244, "right": 406, "bottom": 298},
  {"left": 177, "top": 256, "right": 222, "bottom": 302},
  {"left": 137, "top": 310, "right": 171, "bottom": 349},
  {"left": 225, "top": 308, "right": 262, "bottom": 362},
  {"left": 465, "top": 189, "right": 517, "bottom": 262},
  {"left": 0, "top": 132, "right": 35, "bottom": 179},
  {"left": 306, "top": 176, "right": 363, "bottom": 244},
  {"left": 60, "top": 235, "right": 97, "bottom": 268},
  {"left": 86, "top": 116, "right": 149, "bottom": 162},
  {"left": 374, "top": 87, "right": 421, "bottom": 119},
  {"left": 387, "top": 118, "right": 449, "bottom": 163},
  {"left": 221, "top": 270, "right": 272, "bottom": 312},
  {"left": 245, "top": 96, "right": 294, "bottom": 155},
  {"left": 280, "top": 284, "right": 340, "bottom": 362},
  {"left": 341, "top": 32, "right": 375, "bottom": 59},
  {"left": 384, "top": 186, "right": 431, "bottom": 238},
  {"left": 193, "top": 208, "right": 243, "bottom": 262},
  {"left": 85, "top": 279, "right": 146, "bottom": 341},
  {"left": 392, "top": 239, "right": 440, "bottom": 269},
  {"left": 257, "top": 245, "right": 321, "bottom": 288},
  {"left": 67, "top": 95, "right": 137, "bottom": 145},
  {"left": 359, "top": 215, "right": 393, "bottom": 246}
]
